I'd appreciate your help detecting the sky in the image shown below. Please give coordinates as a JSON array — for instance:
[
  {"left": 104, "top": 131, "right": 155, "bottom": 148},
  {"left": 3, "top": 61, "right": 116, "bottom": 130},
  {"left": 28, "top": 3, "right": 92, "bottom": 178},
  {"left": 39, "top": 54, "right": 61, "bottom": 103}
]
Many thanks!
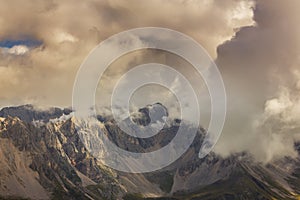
[{"left": 0, "top": 0, "right": 299, "bottom": 162}]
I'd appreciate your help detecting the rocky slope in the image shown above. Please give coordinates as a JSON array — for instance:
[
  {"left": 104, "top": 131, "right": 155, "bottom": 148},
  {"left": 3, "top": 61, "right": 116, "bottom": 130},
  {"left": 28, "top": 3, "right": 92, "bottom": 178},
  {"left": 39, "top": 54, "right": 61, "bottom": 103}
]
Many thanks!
[{"left": 0, "top": 104, "right": 299, "bottom": 200}]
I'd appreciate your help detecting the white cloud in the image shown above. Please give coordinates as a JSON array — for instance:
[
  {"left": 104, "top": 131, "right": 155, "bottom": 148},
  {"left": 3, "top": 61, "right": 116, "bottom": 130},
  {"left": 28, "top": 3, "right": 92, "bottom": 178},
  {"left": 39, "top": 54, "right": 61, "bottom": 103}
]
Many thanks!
[
  {"left": 264, "top": 88, "right": 292, "bottom": 116},
  {"left": 1, "top": 45, "right": 29, "bottom": 55},
  {"left": 54, "top": 31, "right": 78, "bottom": 43},
  {"left": 251, "top": 83, "right": 300, "bottom": 162}
]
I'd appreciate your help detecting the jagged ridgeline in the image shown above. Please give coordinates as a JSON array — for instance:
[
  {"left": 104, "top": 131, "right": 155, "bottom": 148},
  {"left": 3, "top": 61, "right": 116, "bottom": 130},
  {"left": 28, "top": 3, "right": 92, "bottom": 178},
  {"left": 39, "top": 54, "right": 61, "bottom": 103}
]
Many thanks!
[{"left": 0, "top": 104, "right": 299, "bottom": 200}]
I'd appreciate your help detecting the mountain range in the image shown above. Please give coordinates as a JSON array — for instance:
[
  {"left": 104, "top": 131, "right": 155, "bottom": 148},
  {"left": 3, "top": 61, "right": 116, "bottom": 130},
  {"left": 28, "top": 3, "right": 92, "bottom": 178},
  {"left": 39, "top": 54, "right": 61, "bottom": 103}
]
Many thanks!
[{"left": 0, "top": 104, "right": 299, "bottom": 200}]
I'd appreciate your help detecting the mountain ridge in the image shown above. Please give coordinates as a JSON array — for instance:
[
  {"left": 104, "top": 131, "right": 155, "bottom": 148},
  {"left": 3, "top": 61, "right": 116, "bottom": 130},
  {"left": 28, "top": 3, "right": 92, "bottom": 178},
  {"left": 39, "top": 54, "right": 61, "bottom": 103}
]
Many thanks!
[{"left": 0, "top": 105, "right": 299, "bottom": 200}]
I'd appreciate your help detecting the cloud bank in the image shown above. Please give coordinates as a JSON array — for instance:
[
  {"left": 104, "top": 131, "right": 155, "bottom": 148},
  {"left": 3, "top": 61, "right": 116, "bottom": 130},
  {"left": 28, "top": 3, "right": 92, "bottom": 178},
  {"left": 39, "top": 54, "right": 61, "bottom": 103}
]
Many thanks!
[
  {"left": 0, "top": 0, "right": 253, "bottom": 107},
  {"left": 215, "top": 0, "right": 300, "bottom": 162},
  {"left": 1, "top": 0, "right": 300, "bottom": 162}
]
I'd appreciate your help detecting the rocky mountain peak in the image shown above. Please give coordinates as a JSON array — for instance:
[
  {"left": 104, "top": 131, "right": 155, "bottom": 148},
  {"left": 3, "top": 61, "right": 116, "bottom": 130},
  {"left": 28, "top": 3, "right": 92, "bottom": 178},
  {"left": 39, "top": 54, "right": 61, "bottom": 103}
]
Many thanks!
[
  {"left": 0, "top": 104, "right": 72, "bottom": 123},
  {"left": 0, "top": 104, "right": 299, "bottom": 199},
  {"left": 131, "top": 103, "right": 168, "bottom": 126}
]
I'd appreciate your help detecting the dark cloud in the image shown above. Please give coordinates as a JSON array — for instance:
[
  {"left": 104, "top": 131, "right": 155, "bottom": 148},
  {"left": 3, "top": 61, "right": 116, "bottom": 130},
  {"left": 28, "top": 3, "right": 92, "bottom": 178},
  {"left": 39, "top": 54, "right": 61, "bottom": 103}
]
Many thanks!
[{"left": 215, "top": 0, "right": 300, "bottom": 161}]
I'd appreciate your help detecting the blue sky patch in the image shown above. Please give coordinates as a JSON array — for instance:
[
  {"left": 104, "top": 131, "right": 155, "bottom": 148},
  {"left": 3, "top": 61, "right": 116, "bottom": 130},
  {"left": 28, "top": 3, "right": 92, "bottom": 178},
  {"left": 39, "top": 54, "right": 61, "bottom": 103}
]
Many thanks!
[{"left": 0, "top": 39, "right": 42, "bottom": 48}]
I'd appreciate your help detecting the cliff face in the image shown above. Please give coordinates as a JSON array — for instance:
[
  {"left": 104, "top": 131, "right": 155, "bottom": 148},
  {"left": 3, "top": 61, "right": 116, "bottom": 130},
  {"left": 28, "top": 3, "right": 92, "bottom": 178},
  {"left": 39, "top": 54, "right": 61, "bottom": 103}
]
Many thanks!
[
  {"left": 0, "top": 115, "right": 123, "bottom": 200},
  {"left": 0, "top": 105, "right": 299, "bottom": 200}
]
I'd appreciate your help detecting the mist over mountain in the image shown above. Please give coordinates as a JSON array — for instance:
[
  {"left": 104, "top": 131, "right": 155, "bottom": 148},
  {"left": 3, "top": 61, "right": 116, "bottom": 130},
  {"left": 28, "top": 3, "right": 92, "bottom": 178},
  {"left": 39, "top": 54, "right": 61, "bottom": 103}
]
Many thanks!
[{"left": 0, "top": 104, "right": 299, "bottom": 200}]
